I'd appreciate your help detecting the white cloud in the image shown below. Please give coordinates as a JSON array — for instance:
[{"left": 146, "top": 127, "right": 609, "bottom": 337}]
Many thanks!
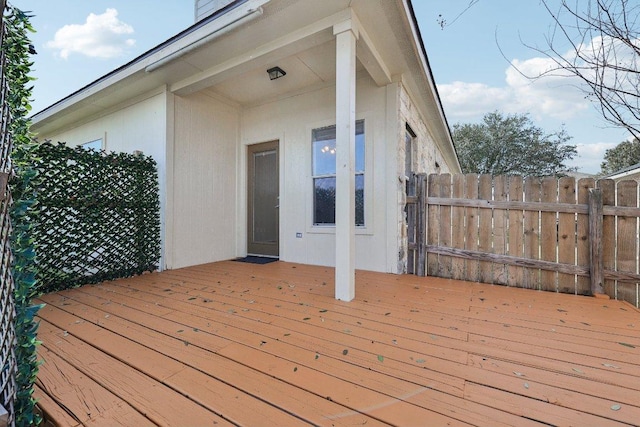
[
  {"left": 567, "top": 141, "right": 618, "bottom": 173},
  {"left": 437, "top": 55, "right": 590, "bottom": 123},
  {"left": 506, "top": 57, "right": 589, "bottom": 119},
  {"left": 437, "top": 82, "right": 510, "bottom": 118},
  {"left": 46, "top": 9, "right": 135, "bottom": 59}
]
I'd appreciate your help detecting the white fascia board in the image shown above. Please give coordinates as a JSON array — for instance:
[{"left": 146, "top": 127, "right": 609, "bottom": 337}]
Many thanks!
[{"left": 32, "top": 0, "right": 270, "bottom": 126}]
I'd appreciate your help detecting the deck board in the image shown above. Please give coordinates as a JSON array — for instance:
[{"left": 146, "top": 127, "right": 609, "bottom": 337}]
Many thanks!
[{"left": 36, "top": 261, "right": 640, "bottom": 426}]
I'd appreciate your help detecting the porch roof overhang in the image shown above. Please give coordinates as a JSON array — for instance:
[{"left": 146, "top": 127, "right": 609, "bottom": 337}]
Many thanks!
[{"left": 167, "top": 8, "right": 390, "bottom": 98}]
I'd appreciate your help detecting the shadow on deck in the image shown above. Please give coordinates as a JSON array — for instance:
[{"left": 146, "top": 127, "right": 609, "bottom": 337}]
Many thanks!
[{"left": 34, "top": 261, "right": 640, "bottom": 426}]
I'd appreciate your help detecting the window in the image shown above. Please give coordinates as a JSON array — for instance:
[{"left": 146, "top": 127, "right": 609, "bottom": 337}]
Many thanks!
[
  {"left": 405, "top": 125, "right": 416, "bottom": 196},
  {"left": 312, "top": 120, "right": 365, "bottom": 226},
  {"left": 82, "top": 139, "right": 102, "bottom": 151}
]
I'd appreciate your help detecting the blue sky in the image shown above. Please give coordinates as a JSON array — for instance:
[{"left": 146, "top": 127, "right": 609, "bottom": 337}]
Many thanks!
[{"left": 10, "top": 0, "right": 631, "bottom": 173}]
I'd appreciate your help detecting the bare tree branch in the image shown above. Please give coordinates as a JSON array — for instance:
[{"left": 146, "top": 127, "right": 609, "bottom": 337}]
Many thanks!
[{"left": 517, "top": 0, "right": 640, "bottom": 141}]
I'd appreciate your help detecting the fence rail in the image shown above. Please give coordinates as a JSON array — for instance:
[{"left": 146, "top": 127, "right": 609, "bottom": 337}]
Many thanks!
[{"left": 407, "top": 173, "right": 640, "bottom": 307}]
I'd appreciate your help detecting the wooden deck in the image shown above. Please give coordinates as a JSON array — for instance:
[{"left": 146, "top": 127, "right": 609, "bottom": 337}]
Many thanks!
[{"left": 34, "top": 261, "right": 640, "bottom": 426}]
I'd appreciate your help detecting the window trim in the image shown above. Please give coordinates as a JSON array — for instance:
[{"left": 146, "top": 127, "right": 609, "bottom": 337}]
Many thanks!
[
  {"left": 405, "top": 124, "right": 416, "bottom": 179},
  {"left": 405, "top": 124, "right": 416, "bottom": 197}
]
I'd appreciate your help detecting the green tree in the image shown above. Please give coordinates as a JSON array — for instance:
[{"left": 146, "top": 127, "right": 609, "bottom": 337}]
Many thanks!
[
  {"left": 452, "top": 111, "right": 577, "bottom": 176},
  {"left": 600, "top": 138, "right": 640, "bottom": 175}
]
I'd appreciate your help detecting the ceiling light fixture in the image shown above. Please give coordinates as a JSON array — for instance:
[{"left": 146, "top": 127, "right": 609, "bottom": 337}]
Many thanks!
[{"left": 267, "top": 66, "right": 286, "bottom": 80}]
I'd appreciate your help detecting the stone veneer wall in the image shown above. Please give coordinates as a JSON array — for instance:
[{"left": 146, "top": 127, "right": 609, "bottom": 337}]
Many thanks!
[{"left": 397, "top": 84, "right": 452, "bottom": 272}]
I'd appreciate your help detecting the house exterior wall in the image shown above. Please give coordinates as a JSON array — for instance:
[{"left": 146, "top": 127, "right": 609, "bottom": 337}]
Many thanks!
[
  {"left": 170, "top": 92, "right": 240, "bottom": 269},
  {"left": 30, "top": 1, "right": 460, "bottom": 280},
  {"left": 240, "top": 74, "right": 393, "bottom": 272},
  {"left": 400, "top": 84, "right": 453, "bottom": 176},
  {"left": 39, "top": 92, "right": 167, "bottom": 160},
  {"left": 396, "top": 83, "right": 454, "bottom": 272},
  {"left": 36, "top": 89, "right": 241, "bottom": 272},
  {"left": 33, "top": 80, "right": 455, "bottom": 276}
]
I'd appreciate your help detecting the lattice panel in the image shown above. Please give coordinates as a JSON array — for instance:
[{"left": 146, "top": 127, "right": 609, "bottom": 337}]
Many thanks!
[
  {"left": 33, "top": 142, "right": 160, "bottom": 294},
  {"left": 0, "top": 196, "right": 15, "bottom": 427},
  {"left": 0, "top": 2, "right": 16, "bottom": 424}
]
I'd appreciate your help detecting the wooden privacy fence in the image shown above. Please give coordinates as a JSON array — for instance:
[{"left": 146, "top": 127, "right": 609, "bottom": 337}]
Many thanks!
[{"left": 407, "top": 173, "right": 640, "bottom": 307}]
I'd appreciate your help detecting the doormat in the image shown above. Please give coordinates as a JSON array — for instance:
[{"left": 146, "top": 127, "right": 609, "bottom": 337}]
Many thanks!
[{"left": 233, "top": 256, "right": 279, "bottom": 265}]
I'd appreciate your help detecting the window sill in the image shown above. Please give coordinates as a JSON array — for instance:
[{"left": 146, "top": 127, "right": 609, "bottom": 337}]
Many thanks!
[{"left": 306, "top": 225, "right": 373, "bottom": 236}]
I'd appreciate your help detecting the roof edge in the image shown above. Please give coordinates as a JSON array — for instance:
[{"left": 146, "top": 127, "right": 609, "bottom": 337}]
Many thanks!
[{"left": 603, "top": 162, "right": 640, "bottom": 179}]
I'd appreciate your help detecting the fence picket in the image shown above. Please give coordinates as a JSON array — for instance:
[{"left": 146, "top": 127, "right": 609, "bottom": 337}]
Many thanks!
[
  {"left": 599, "top": 179, "right": 616, "bottom": 298},
  {"left": 541, "top": 177, "right": 558, "bottom": 291},
  {"left": 478, "top": 175, "right": 493, "bottom": 283},
  {"left": 493, "top": 175, "right": 508, "bottom": 285},
  {"left": 523, "top": 177, "right": 542, "bottom": 289},
  {"left": 451, "top": 174, "right": 465, "bottom": 280},
  {"left": 438, "top": 174, "right": 453, "bottom": 278},
  {"left": 464, "top": 174, "right": 479, "bottom": 282},
  {"left": 507, "top": 176, "right": 524, "bottom": 287},
  {"left": 406, "top": 182, "right": 416, "bottom": 275},
  {"left": 426, "top": 174, "right": 439, "bottom": 276},
  {"left": 416, "top": 174, "right": 427, "bottom": 276},
  {"left": 576, "top": 178, "right": 594, "bottom": 295},
  {"left": 616, "top": 180, "right": 638, "bottom": 305},
  {"left": 557, "top": 177, "right": 576, "bottom": 293}
]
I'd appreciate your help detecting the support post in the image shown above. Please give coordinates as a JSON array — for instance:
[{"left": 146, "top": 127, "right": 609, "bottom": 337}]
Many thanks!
[
  {"left": 588, "top": 188, "right": 604, "bottom": 295},
  {"left": 334, "top": 19, "right": 358, "bottom": 301}
]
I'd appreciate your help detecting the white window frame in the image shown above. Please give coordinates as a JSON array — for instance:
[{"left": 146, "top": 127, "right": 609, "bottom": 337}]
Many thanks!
[{"left": 307, "top": 115, "right": 373, "bottom": 235}]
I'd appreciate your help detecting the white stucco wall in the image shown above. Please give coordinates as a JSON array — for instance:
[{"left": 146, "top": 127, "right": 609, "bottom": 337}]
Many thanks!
[
  {"left": 38, "top": 92, "right": 167, "bottom": 162},
  {"left": 240, "top": 74, "right": 392, "bottom": 272},
  {"left": 169, "top": 92, "right": 240, "bottom": 269}
]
